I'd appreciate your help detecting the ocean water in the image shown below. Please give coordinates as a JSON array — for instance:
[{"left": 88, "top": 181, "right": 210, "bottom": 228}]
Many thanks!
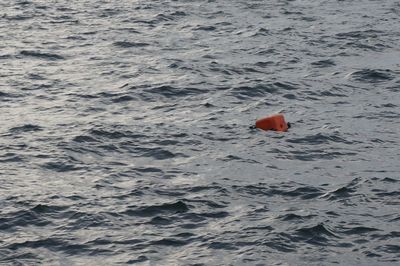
[{"left": 1, "top": 0, "right": 399, "bottom": 265}]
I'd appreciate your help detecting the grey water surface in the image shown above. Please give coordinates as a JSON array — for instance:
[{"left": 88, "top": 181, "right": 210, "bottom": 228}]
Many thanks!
[{"left": 1, "top": 0, "right": 400, "bottom": 265}]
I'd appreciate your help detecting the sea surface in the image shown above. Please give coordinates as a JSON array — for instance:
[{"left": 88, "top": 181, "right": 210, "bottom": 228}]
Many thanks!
[{"left": 1, "top": 0, "right": 399, "bottom": 265}]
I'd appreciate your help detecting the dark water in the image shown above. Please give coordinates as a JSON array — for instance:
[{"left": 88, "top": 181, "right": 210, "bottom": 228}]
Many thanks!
[{"left": 1, "top": 0, "right": 399, "bottom": 265}]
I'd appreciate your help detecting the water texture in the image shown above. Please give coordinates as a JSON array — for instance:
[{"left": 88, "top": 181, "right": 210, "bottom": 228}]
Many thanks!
[{"left": 1, "top": 0, "right": 399, "bottom": 265}]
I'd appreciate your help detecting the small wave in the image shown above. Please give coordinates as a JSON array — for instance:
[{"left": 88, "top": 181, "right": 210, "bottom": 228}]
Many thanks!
[
  {"left": 0, "top": 91, "right": 24, "bottom": 101},
  {"left": 311, "top": 59, "right": 336, "bottom": 67},
  {"left": 387, "top": 215, "right": 400, "bottom": 222},
  {"left": 49, "top": 15, "right": 79, "bottom": 24},
  {"left": 0, "top": 54, "right": 12, "bottom": 59},
  {"left": 4, "top": 14, "right": 34, "bottom": 21},
  {"left": 348, "top": 69, "right": 394, "bottom": 83},
  {"left": 380, "top": 103, "right": 397, "bottom": 108},
  {"left": 6, "top": 237, "right": 92, "bottom": 256},
  {"left": 382, "top": 177, "right": 399, "bottom": 183},
  {"left": 0, "top": 153, "right": 24, "bottom": 163},
  {"left": 111, "top": 95, "right": 135, "bottom": 103},
  {"left": 148, "top": 216, "right": 172, "bottom": 225},
  {"left": 281, "top": 10, "right": 303, "bottom": 16},
  {"left": 286, "top": 133, "right": 353, "bottom": 145},
  {"left": 42, "top": 161, "right": 82, "bottom": 172},
  {"left": 373, "top": 231, "right": 400, "bottom": 240},
  {"left": 340, "top": 226, "right": 380, "bottom": 235},
  {"left": 138, "top": 147, "right": 181, "bottom": 160},
  {"left": 374, "top": 190, "right": 400, "bottom": 197},
  {"left": 294, "top": 223, "right": 338, "bottom": 243},
  {"left": 170, "top": 11, "right": 187, "bottom": 17},
  {"left": 219, "top": 155, "right": 260, "bottom": 164},
  {"left": 72, "top": 135, "right": 98, "bottom": 143},
  {"left": 26, "top": 73, "right": 46, "bottom": 80},
  {"left": 89, "top": 128, "right": 139, "bottom": 139},
  {"left": 376, "top": 244, "right": 400, "bottom": 254},
  {"left": 321, "top": 178, "right": 361, "bottom": 200},
  {"left": 279, "top": 186, "right": 324, "bottom": 199},
  {"left": 126, "top": 256, "right": 148, "bottom": 264},
  {"left": 17, "top": 1, "right": 33, "bottom": 7},
  {"left": 0, "top": 91, "right": 12, "bottom": 98},
  {"left": 336, "top": 30, "right": 382, "bottom": 39},
  {"left": 343, "top": 42, "right": 387, "bottom": 52},
  {"left": 151, "top": 238, "right": 188, "bottom": 247},
  {"left": 188, "top": 185, "right": 228, "bottom": 194},
  {"left": 252, "top": 27, "right": 270, "bottom": 36},
  {"left": 153, "top": 188, "right": 186, "bottom": 197},
  {"left": 300, "top": 16, "right": 317, "bottom": 22},
  {"left": 185, "top": 199, "right": 226, "bottom": 209},
  {"left": 318, "top": 88, "right": 347, "bottom": 97},
  {"left": 0, "top": 210, "right": 50, "bottom": 230},
  {"left": 123, "top": 201, "right": 189, "bottom": 217},
  {"left": 323, "top": 186, "right": 356, "bottom": 200},
  {"left": 113, "top": 41, "right": 150, "bottom": 48},
  {"left": 283, "top": 149, "right": 358, "bottom": 161},
  {"left": 229, "top": 84, "right": 278, "bottom": 99},
  {"left": 262, "top": 238, "right": 296, "bottom": 253},
  {"left": 9, "top": 124, "right": 43, "bottom": 133},
  {"left": 194, "top": 25, "right": 217, "bottom": 31},
  {"left": 208, "top": 241, "right": 237, "bottom": 251},
  {"left": 66, "top": 212, "right": 112, "bottom": 229},
  {"left": 283, "top": 93, "right": 296, "bottom": 99},
  {"left": 255, "top": 61, "right": 274, "bottom": 67},
  {"left": 273, "top": 81, "right": 298, "bottom": 91},
  {"left": 195, "top": 211, "right": 229, "bottom": 218},
  {"left": 234, "top": 183, "right": 324, "bottom": 199},
  {"left": 277, "top": 213, "right": 317, "bottom": 222},
  {"left": 140, "top": 85, "right": 207, "bottom": 99},
  {"left": 19, "top": 50, "right": 65, "bottom": 60},
  {"left": 30, "top": 204, "right": 69, "bottom": 215},
  {"left": 153, "top": 13, "right": 175, "bottom": 22},
  {"left": 133, "top": 167, "right": 163, "bottom": 173},
  {"left": 80, "top": 91, "right": 136, "bottom": 103},
  {"left": 254, "top": 48, "right": 277, "bottom": 55}
]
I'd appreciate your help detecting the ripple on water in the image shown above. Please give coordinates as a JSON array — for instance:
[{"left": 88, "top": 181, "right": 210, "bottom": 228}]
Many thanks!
[{"left": 1, "top": 0, "right": 399, "bottom": 264}]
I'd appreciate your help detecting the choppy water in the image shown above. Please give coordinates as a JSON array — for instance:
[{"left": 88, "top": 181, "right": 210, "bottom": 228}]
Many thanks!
[{"left": 1, "top": 0, "right": 400, "bottom": 265}]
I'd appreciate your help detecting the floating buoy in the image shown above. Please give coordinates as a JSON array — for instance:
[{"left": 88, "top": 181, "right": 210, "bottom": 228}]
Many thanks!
[{"left": 255, "top": 113, "right": 290, "bottom": 132}]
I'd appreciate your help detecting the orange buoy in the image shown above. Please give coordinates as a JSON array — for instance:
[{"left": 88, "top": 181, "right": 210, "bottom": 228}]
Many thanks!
[{"left": 255, "top": 113, "right": 289, "bottom": 132}]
